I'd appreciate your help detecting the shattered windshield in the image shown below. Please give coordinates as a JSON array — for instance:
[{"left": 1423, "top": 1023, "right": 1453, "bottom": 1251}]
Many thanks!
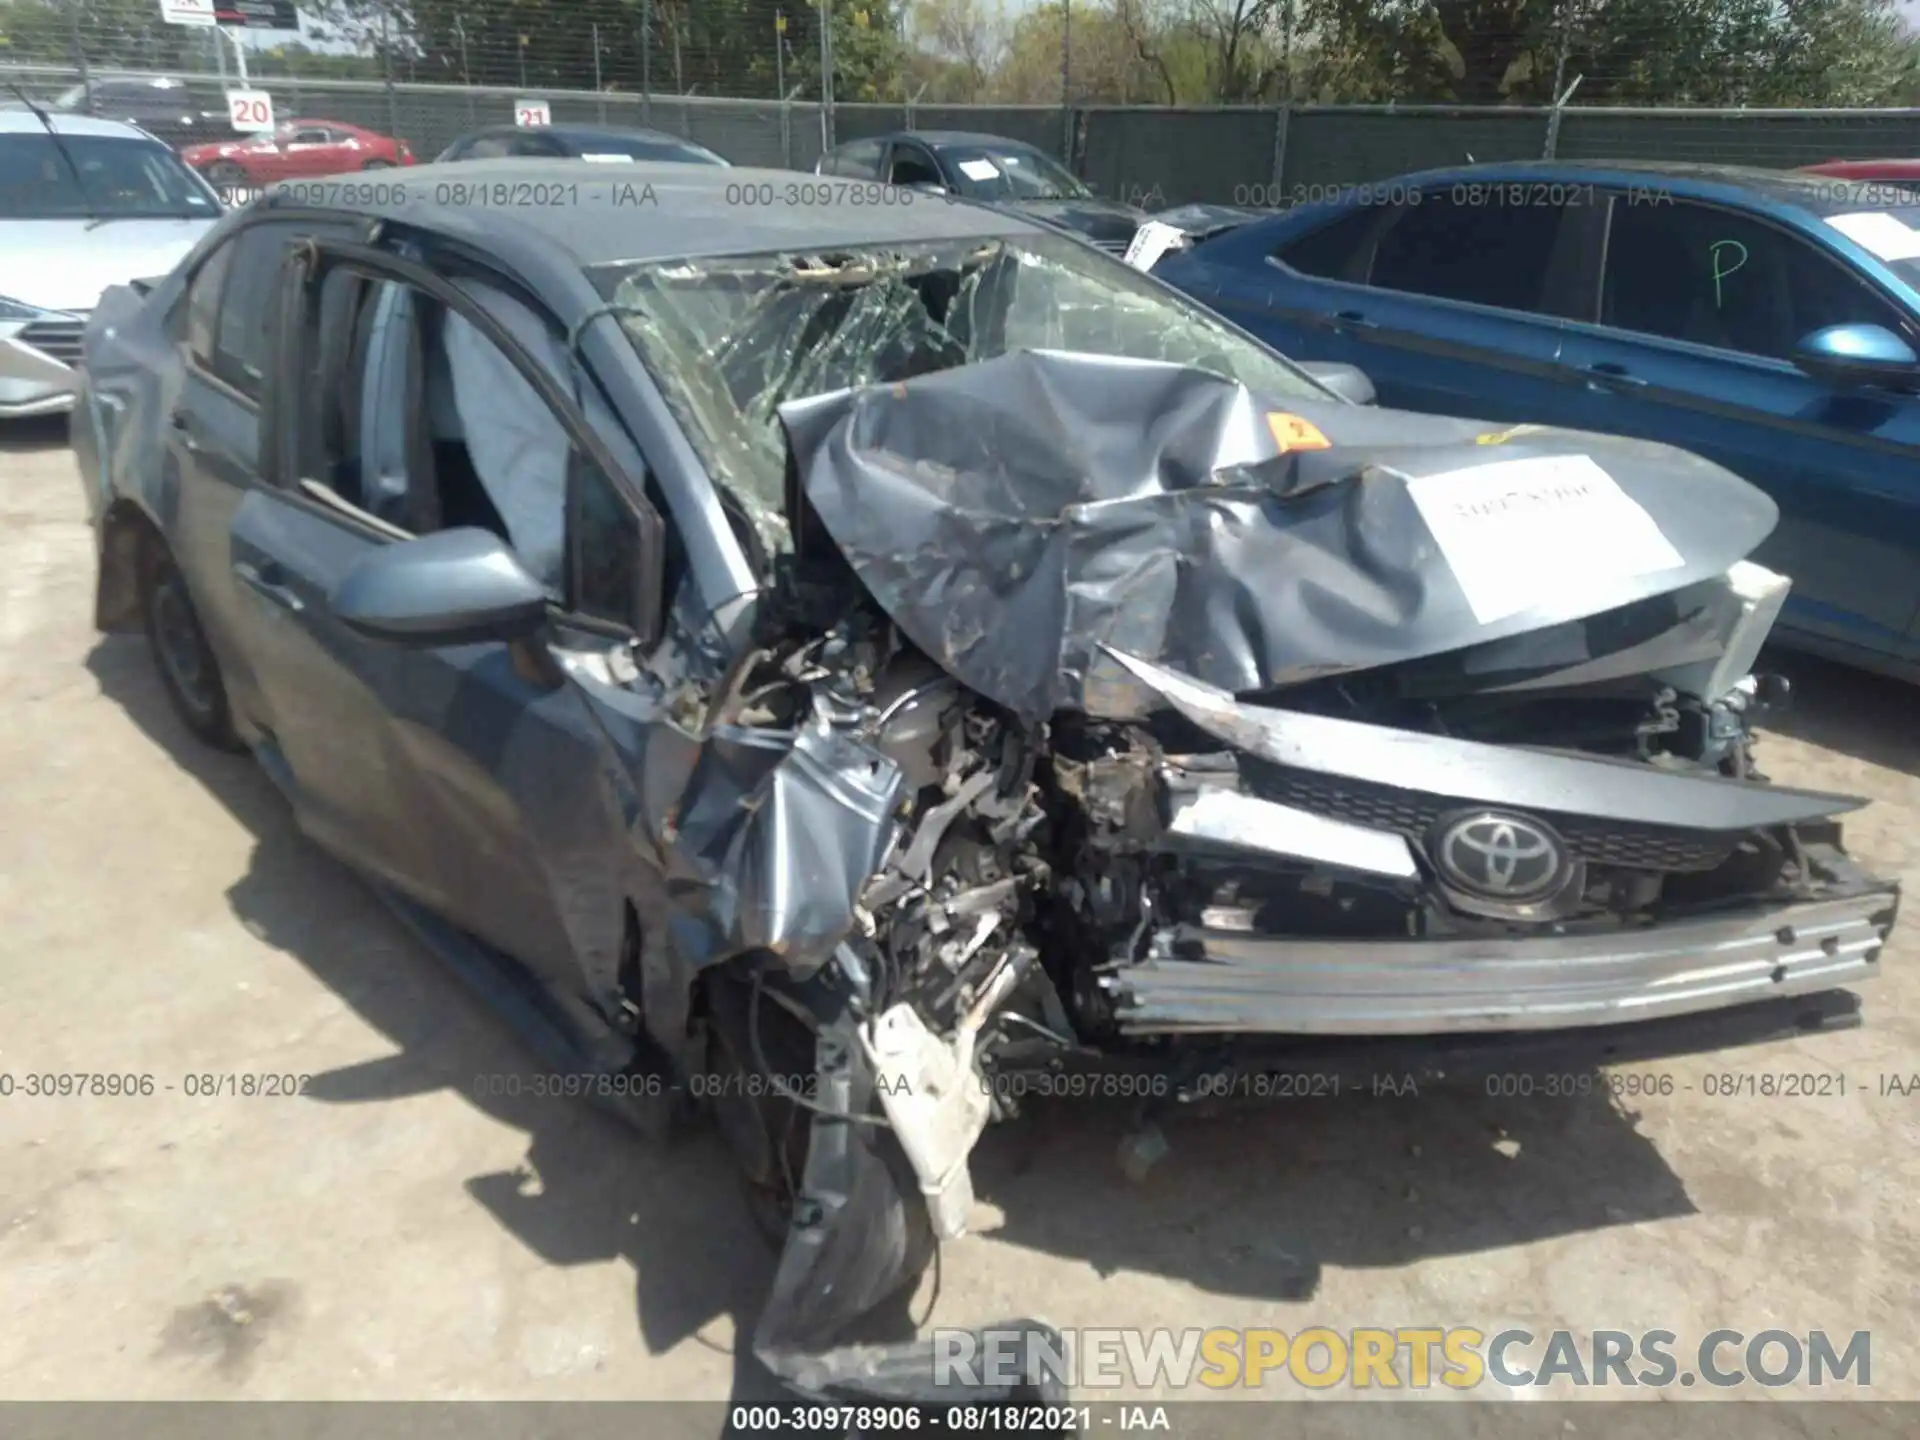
[{"left": 595, "top": 231, "right": 1330, "bottom": 559}]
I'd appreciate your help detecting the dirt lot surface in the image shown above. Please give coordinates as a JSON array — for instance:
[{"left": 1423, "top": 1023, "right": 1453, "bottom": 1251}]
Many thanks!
[{"left": 2, "top": 416, "right": 1916, "bottom": 1418}]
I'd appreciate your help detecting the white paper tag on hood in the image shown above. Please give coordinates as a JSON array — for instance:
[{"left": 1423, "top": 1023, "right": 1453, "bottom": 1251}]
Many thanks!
[
  {"left": 1405, "top": 454, "right": 1686, "bottom": 625},
  {"left": 1122, "top": 219, "right": 1188, "bottom": 272}
]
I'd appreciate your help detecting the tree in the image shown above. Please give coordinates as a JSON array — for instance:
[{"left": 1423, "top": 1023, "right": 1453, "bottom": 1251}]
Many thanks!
[
  {"left": 1, "top": 0, "right": 216, "bottom": 71},
  {"left": 992, "top": 0, "right": 1184, "bottom": 102},
  {"left": 1294, "top": 0, "right": 1920, "bottom": 105},
  {"left": 908, "top": 0, "right": 1007, "bottom": 99},
  {"left": 296, "top": 0, "right": 906, "bottom": 101}
]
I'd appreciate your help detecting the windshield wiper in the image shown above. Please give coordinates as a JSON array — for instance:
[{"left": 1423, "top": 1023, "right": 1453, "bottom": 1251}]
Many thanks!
[{"left": 5, "top": 82, "right": 100, "bottom": 225}]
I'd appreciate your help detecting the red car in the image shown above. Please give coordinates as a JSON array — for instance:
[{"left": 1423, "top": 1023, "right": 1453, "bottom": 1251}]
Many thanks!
[
  {"left": 182, "top": 120, "right": 413, "bottom": 190},
  {"left": 1799, "top": 158, "right": 1920, "bottom": 193}
]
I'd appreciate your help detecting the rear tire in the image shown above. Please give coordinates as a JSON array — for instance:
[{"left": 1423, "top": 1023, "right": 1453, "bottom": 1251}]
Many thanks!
[
  {"left": 362, "top": 159, "right": 395, "bottom": 170},
  {"left": 143, "top": 550, "right": 244, "bottom": 752}
]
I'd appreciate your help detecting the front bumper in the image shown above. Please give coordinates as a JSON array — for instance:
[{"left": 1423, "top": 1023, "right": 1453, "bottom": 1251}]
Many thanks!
[{"left": 1106, "top": 886, "right": 1897, "bottom": 1036}]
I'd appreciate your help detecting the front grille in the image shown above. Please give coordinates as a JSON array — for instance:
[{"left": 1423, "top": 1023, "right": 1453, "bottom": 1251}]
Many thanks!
[
  {"left": 1251, "top": 765, "right": 1740, "bottom": 874},
  {"left": 19, "top": 316, "right": 87, "bottom": 368},
  {"left": 1092, "top": 236, "right": 1130, "bottom": 255}
]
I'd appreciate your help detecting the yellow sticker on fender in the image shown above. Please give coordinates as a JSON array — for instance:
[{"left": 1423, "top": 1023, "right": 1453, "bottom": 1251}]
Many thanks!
[
  {"left": 1267, "top": 412, "right": 1332, "bottom": 452},
  {"left": 1475, "top": 423, "right": 1548, "bottom": 446}
]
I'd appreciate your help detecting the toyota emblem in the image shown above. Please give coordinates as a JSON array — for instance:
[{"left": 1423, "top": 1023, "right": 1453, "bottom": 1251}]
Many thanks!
[{"left": 1430, "top": 811, "right": 1568, "bottom": 900}]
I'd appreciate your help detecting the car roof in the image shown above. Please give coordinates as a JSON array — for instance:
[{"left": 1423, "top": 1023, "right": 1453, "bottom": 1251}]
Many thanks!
[
  {"left": 1802, "top": 158, "right": 1920, "bottom": 177},
  {"left": 461, "top": 122, "right": 707, "bottom": 145},
  {"left": 88, "top": 74, "right": 187, "bottom": 88},
  {"left": 842, "top": 129, "right": 1046, "bottom": 151},
  {"left": 0, "top": 110, "right": 162, "bottom": 139},
  {"left": 258, "top": 157, "right": 1043, "bottom": 264},
  {"left": 1385, "top": 159, "right": 1918, "bottom": 217}
]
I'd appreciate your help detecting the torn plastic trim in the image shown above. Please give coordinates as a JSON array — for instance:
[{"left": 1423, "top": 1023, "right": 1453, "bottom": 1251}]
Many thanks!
[
  {"left": 861, "top": 941, "right": 1032, "bottom": 1239},
  {"left": 751, "top": 1011, "right": 1067, "bottom": 1407},
  {"left": 1104, "top": 886, "right": 1895, "bottom": 1036},
  {"left": 1101, "top": 647, "right": 1865, "bottom": 833}
]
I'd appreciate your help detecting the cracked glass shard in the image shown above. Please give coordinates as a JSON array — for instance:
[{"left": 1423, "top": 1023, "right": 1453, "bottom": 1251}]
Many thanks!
[{"left": 599, "top": 234, "right": 1329, "bottom": 569}]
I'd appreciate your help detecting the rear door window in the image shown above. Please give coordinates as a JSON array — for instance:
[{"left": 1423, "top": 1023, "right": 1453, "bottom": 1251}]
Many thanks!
[
  {"left": 183, "top": 238, "right": 235, "bottom": 368},
  {"left": 1275, "top": 207, "right": 1388, "bottom": 281},
  {"left": 886, "top": 145, "right": 943, "bottom": 188},
  {"left": 833, "top": 138, "right": 885, "bottom": 179},
  {"left": 211, "top": 220, "right": 360, "bottom": 402},
  {"left": 1368, "top": 191, "right": 1577, "bottom": 314}
]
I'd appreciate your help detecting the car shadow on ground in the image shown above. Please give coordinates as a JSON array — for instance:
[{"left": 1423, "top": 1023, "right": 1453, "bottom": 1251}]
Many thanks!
[
  {"left": 1759, "top": 647, "right": 1920, "bottom": 779},
  {"left": 86, "top": 629, "right": 1699, "bottom": 1413},
  {"left": 0, "top": 415, "right": 73, "bottom": 454}
]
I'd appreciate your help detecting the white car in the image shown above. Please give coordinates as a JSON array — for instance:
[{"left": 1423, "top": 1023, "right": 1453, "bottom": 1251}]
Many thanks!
[{"left": 0, "top": 109, "right": 222, "bottom": 418}]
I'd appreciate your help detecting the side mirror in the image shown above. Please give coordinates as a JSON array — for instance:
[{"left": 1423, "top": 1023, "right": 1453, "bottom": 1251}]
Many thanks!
[
  {"left": 1793, "top": 323, "right": 1919, "bottom": 390},
  {"left": 910, "top": 179, "right": 949, "bottom": 195},
  {"left": 1299, "top": 361, "right": 1377, "bottom": 406},
  {"left": 331, "top": 528, "right": 549, "bottom": 647}
]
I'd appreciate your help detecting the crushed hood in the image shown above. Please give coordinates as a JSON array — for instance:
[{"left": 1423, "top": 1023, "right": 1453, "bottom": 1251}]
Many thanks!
[{"left": 777, "top": 349, "right": 1779, "bottom": 724}]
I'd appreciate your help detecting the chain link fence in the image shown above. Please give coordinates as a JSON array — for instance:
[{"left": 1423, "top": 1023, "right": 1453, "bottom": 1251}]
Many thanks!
[{"left": 6, "top": 0, "right": 1920, "bottom": 199}]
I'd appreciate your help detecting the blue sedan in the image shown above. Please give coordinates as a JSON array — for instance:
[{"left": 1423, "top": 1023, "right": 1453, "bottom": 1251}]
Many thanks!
[{"left": 1155, "top": 161, "right": 1920, "bottom": 680}]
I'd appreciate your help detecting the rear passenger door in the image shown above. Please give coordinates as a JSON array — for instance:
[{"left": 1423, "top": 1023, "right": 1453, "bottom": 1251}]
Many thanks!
[
  {"left": 1195, "top": 204, "right": 1392, "bottom": 360},
  {"left": 1555, "top": 194, "right": 1920, "bottom": 654},
  {"left": 1298, "top": 186, "right": 1597, "bottom": 426}
]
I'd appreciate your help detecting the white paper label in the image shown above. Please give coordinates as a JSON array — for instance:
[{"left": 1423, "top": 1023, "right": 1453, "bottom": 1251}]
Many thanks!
[
  {"left": 1405, "top": 454, "right": 1686, "bottom": 625},
  {"left": 159, "top": 0, "right": 216, "bottom": 26},
  {"left": 957, "top": 158, "right": 1001, "bottom": 182},
  {"left": 580, "top": 153, "right": 634, "bottom": 163},
  {"left": 513, "top": 99, "right": 551, "bottom": 127},
  {"left": 225, "top": 89, "right": 275, "bottom": 133},
  {"left": 1122, "top": 219, "right": 1187, "bottom": 272},
  {"left": 1825, "top": 211, "right": 1920, "bottom": 262}
]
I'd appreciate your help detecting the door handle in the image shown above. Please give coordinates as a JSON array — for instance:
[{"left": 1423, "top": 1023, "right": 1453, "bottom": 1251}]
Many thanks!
[
  {"left": 167, "top": 410, "right": 201, "bottom": 452},
  {"left": 233, "top": 559, "right": 304, "bottom": 613},
  {"left": 1580, "top": 362, "right": 1649, "bottom": 390},
  {"left": 1332, "top": 310, "right": 1378, "bottom": 331}
]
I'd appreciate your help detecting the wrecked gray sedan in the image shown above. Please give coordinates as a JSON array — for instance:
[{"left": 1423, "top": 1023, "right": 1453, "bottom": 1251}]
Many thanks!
[{"left": 73, "top": 161, "right": 1898, "bottom": 1404}]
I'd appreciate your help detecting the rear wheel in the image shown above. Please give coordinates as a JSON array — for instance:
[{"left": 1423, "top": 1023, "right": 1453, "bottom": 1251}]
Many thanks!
[
  {"left": 362, "top": 159, "right": 395, "bottom": 170},
  {"left": 143, "top": 550, "right": 244, "bottom": 752}
]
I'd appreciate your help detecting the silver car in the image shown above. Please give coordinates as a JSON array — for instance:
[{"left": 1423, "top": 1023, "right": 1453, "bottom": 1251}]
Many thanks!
[{"left": 0, "top": 109, "right": 221, "bottom": 419}]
